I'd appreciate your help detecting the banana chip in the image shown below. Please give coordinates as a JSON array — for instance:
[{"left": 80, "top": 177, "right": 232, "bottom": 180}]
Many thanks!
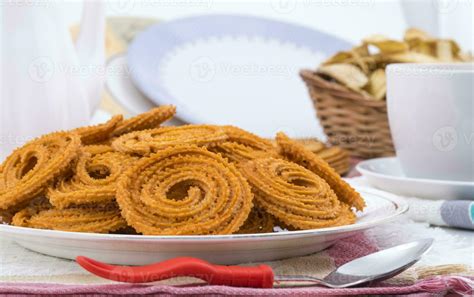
[
  {"left": 404, "top": 28, "right": 432, "bottom": 42},
  {"left": 363, "top": 34, "right": 409, "bottom": 54},
  {"left": 317, "top": 28, "right": 473, "bottom": 101},
  {"left": 318, "top": 63, "right": 368, "bottom": 91},
  {"left": 385, "top": 52, "right": 439, "bottom": 63},
  {"left": 350, "top": 44, "right": 371, "bottom": 73},
  {"left": 364, "top": 69, "right": 386, "bottom": 101},
  {"left": 409, "top": 40, "right": 435, "bottom": 56},
  {"left": 436, "top": 40, "right": 454, "bottom": 62},
  {"left": 323, "top": 51, "right": 353, "bottom": 65},
  {"left": 459, "top": 52, "right": 474, "bottom": 62}
]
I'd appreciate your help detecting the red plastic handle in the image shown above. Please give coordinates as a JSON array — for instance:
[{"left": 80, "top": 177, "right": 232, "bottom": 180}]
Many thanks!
[{"left": 76, "top": 256, "right": 274, "bottom": 288}]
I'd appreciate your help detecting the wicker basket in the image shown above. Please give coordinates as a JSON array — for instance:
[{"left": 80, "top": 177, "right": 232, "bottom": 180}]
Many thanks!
[{"left": 300, "top": 70, "right": 395, "bottom": 159}]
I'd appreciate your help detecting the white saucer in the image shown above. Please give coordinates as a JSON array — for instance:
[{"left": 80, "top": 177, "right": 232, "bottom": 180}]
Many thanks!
[{"left": 357, "top": 157, "right": 474, "bottom": 200}]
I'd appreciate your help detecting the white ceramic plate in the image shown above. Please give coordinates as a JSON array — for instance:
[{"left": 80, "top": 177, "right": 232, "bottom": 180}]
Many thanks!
[
  {"left": 105, "top": 54, "right": 187, "bottom": 126},
  {"left": 106, "top": 54, "right": 156, "bottom": 116},
  {"left": 357, "top": 157, "right": 474, "bottom": 200},
  {"left": 128, "top": 15, "right": 352, "bottom": 139},
  {"left": 0, "top": 187, "right": 406, "bottom": 265}
]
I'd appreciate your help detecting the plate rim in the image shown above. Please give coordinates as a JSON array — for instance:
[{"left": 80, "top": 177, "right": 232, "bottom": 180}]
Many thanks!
[
  {"left": 105, "top": 54, "right": 156, "bottom": 115},
  {"left": 357, "top": 157, "right": 474, "bottom": 187},
  {"left": 0, "top": 187, "right": 408, "bottom": 242}
]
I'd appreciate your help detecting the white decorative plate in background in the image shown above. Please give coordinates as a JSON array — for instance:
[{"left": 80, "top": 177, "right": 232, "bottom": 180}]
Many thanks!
[{"left": 128, "top": 15, "right": 352, "bottom": 139}]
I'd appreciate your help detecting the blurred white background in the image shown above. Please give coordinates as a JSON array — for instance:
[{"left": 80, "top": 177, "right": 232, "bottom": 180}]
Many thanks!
[
  {"left": 56, "top": 0, "right": 472, "bottom": 50},
  {"left": 1, "top": 0, "right": 472, "bottom": 160}
]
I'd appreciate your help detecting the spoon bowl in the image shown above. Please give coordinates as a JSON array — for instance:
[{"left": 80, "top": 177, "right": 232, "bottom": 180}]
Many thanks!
[{"left": 276, "top": 238, "right": 433, "bottom": 288}]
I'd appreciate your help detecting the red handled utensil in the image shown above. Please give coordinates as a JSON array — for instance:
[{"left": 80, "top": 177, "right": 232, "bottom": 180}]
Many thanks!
[
  {"left": 76, "top": 256, "right": 274, "bottom": 288},
  {"left": 76, "top": 239, "right": 432, "bottom": 288}
]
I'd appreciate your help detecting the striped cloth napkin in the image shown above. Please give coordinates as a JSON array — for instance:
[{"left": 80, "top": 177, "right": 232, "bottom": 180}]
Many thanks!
[
  {"left": 348, "top": 176, "right": 474, "bottom": 230},
  {"left": 405, "top": 198, "right": 473, "bottom": 230},
  {"left": 1, "top": 204, "right": 472, "bottom": 295}
]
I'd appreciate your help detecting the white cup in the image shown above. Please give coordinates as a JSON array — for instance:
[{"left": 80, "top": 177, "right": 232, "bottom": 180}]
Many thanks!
[{"left": 386, "top": 63, "right": 474, "bottom": 182}]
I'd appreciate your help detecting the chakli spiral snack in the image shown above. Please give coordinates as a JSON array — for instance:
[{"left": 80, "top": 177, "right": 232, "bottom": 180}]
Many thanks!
[
  {"left": 241, "top": 157, "right": 356, "bottom": 229},
  {"left": 112, "top": 125, "right": 227, "bottom": 155},
  {"left": 276, "top": 132, "right": 365, "bottom": 211},
  {"left": 272, "top": 138, "right": 351, "bottom": 175},
  {"left": 222, "top": 126, "right": 275, "bottom": 151},
  {"left": 0, "top": 210, "right": 13, "bottom": 224},
  {"left": 111, "top": 105, "right": 176, "bottom": 137},
  {"left": 296, "top": 139, "right": 326, "bottom": 154},
  {"left": 210, "top": 142, "right": 277, "bottom": 164},
  {"left": 2, "top": 105, "right": 365, "bottom": 235},
  {"left": 210, "top": 126, "right": 278, "bottom": 163},
  {"left": 237, "top": 207, "right": 275, "bottom": 234},
  {"left": 317, "top": 147, "right": 348, "bottom": 163},
  {"left": 12, "top": 198, "right": 126, "bottom": 233},
  {"left": 47, "top": 145, "right": 137, "bottom": 209},
  {"left": 316, "top": 147, "right": 350, "bottom": 175},
  {"left": 0, "top": 132, "right": 81, "bottom": 210},
  {"left": 72, "top": 115, "right": 123, "bottom": 145},
  {"left": 116, "top": 145, "right": 253, "bottom": 235}
]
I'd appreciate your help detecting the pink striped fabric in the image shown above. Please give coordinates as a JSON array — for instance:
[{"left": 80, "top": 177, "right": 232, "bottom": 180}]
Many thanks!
[
  {"left": 1, "top": 233, "right": 472, "bottom": 295},
  {"left": 0, "top": 276, "right": 472, "bottom": 295}
]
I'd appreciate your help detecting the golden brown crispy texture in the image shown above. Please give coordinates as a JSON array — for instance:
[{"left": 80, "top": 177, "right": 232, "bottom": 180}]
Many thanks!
[
  {"left": 0, "top": 164, "right": 4, "bottom": 190},
  {"left": 276, "top": 133, "right": 365, "bottom": 211},
  {"left": 0, "top": 210, "right": 13, "bottom": 224},
  {"left": 111, "top": 105, "right": 176, "bottom": 137},
  {"left": 222, "top": 126, "right": 275, "bottom": 151},
  {"left": 112, "top": 125, "right": 228, "bottom": 155},
  {"left": 0, "top": 132, "right": 81, "bottom": 210},
  {"left": 241, "top": 157, "right": 356, "bottom": 230},
  {"left": 331, "top": 164, "right": 351, "bottom": 176},
  {"left": 294, "top": 139, "right": 326, "bottom": 154},
  {"left": 210, "top": 126, "right": 277, "bottom": 164},
  {"left": 210, "top": 142, "right": 278, "bottom": 164},
  {"left": 47, "top": 145, "right": 137, "bottom": 209},
  {"left": 12, "top": 198, "right": 126, "bottom": 233},
  {"left": 236, "top": 206, "right": 275, "bottom": 234},
  {"left": 116, "top": 145, "right": 253, "bottom": 235},
  {"left": 317, "top": 147, "right": 348, "bottom": 163},
  {"left": 72, "top": 115, "right": 123, "bottom": 145}
]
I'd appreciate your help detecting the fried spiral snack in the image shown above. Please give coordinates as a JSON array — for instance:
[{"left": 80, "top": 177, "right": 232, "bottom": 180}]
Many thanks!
[
  {"left": 276, "top": 133, "right": 365, "bottom": 211},
  {"left": 111, "top": 105, "right": 176, "bottom": 137},
  {"left": 47, "top": 145, "right": 137, "bottom": 209},
  {"left": 116, "top": 145, "right": 253, "bottom": 235},
  {"left": 209, "top": 126, "right": 277, "bottom": 163},
  {"left": 210, "top": 142, "right": 277, "bottom": 164},
  {"left": 222, "top": 126, "right": 275, "bottom": 151},
  {"left": 12, "top": 198, "right": 126, "bottom": 233},
  {"left": 241, "top": 158, "right": 356, "bottom": 230},
  {"left": 112, "top": 125, "right": 227, "bottom": 155},
  {"left": 237, "top": 207, "right": 275, "bottom": 234},
  {"left": 0, "top": 132, "right": 81, "bottom": 210},
  {"left": 72, "top": 115, "right": 123, "bottom": 145},
  {"left": 0, "top": 210, "right": 13, "bottom": 224}
]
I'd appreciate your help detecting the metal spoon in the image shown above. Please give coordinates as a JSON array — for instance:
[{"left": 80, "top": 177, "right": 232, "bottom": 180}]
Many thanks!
[
  {"left": 76, "top": 238, "right": 433, "bottom": 288},
  {"left": 276, "top": 238, "right": 433, "bottom": 288}
]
